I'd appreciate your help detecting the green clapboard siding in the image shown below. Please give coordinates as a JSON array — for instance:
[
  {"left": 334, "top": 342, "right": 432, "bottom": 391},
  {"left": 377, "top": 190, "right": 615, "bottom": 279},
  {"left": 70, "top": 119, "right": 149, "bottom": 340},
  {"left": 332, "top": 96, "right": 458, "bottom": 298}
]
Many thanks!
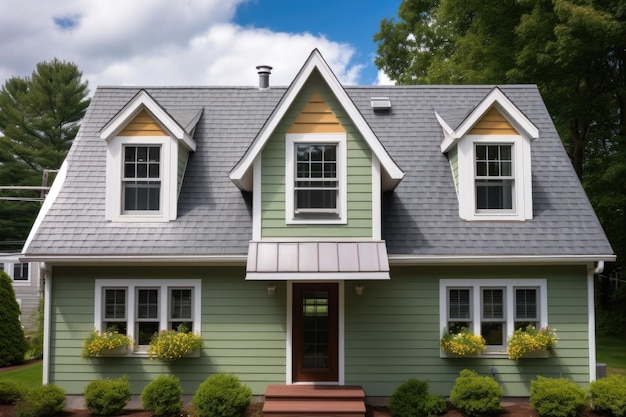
[
  {"left": 260, "top": 70, "right": 373, "bottom": 238},
  {"left": 49, "top": 264, "right": 591, "bottom": 398},
  {"left": 343, "top": 264, "right": 591, "bottom": 397},
  {"left": 49, "top": 266, "right": 287, "bottom": 395}
]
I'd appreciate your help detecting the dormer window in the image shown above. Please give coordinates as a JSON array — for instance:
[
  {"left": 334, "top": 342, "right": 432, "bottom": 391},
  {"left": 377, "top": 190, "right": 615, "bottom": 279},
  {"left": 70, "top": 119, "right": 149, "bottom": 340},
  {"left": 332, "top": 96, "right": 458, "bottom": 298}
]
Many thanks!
[
  {"left": 295, "top": 143, "right": 338, "bottom": 215},
  {"left": 286, "top": 133, "right": 347, "bottom": 224},
  {"left": 475, "top": 144, "right": 513, "bottom": 211},
  {"left": 123, "top": 145, "right": 161, "bottom": 212}
]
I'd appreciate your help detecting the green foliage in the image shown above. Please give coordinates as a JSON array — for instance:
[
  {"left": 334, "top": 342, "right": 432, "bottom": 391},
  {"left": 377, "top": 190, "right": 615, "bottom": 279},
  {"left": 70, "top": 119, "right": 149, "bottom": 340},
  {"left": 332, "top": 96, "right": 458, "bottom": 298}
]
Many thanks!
[
  {"left": 529, "top": 376, "right": 588, "bottom": 417},
  {"left": 15, "top": 384, "right": 66, "bottom": 417},
  {"left": 26, "top": 298, "right": 45, "bottom": 360},
  {"left": 141, "top": 375, "right": 183, "bottom": 416},
  {"left": 0, "top": 380, "right": 24, "bottom": 404},
  {"left": 84, "top": 376, "right": 131, "bottom": 416},
  {"left": 389, "top": 378, "right": 446, "bottom": 417},
  {"left": 0, "top": 58, "right": 90, "bottom": 245},
  {"left": 590, "top": 375, "right": 626, "bottom": 417},
  {"left": 449, "top": 369, "right": 502, "bottom": 417},
  {"left": 0, "top": 271, "right": 28, "bottom": 366},
  {"left": 192, "top": 374, "right": 252, "bottom": 417}
]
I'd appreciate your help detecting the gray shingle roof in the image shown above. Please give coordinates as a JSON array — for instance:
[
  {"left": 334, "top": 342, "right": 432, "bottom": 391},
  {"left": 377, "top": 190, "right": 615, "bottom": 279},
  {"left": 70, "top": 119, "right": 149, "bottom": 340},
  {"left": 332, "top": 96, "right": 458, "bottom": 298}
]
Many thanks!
[{"left": 23, "top": 84, "right": 614, "bottom": 259}]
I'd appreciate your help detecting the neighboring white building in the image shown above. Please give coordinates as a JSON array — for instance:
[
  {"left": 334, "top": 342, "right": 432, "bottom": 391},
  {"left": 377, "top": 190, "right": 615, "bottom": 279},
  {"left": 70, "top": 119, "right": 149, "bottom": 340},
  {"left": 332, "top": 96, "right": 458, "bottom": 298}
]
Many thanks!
[{"left": 0, "top": 253, "right": 41, "bottom": 332}]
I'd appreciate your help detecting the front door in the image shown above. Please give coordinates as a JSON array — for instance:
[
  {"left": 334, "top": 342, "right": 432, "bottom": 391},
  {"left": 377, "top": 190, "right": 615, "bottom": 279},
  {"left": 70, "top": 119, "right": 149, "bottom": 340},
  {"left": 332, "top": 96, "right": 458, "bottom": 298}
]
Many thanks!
[{"left": 292, "top": 283, "right": 339, "bottom": 382}]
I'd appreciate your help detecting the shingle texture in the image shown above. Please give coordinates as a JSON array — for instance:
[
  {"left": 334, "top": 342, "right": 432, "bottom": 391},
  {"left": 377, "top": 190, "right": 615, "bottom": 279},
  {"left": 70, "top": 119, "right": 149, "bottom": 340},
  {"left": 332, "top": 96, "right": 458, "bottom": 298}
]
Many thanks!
[{"left": 24, "top": 84, "right": 613, "bottom": 258}]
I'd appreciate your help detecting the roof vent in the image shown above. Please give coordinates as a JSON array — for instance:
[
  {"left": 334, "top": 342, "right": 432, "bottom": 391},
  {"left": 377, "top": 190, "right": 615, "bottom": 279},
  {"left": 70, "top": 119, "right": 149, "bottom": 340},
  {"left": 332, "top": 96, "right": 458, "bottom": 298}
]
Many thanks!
[
  {"left": 371, "top": 96, "right": 391, "bottom": 112},
  {"left": 256, "top": 65, "right": 273, "bottom": 90}
]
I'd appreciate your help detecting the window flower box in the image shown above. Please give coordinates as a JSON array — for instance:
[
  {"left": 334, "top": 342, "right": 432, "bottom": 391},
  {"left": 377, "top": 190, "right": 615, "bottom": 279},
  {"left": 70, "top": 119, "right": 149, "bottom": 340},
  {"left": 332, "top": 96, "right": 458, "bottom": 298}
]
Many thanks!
[
  {"left": 82, "top": 329, "right": 133, "bottom": 358},
  {"left": 440, "top": 328, "right": 486, "bottom": 357},
  {"left": 147, "top": 325, "right": 203, "bottom": 362},
  {"left": 507, "top": 325, "right": 557, "bottom": 360}
]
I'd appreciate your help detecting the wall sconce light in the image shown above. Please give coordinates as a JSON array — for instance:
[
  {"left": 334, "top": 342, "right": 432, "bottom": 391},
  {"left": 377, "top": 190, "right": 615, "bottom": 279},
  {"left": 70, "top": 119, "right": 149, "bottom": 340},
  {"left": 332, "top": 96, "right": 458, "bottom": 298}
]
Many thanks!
[
  {"left": 267, "top": 284, "right": 276, "bottom": 296},
  {"left": 355, "top": 284, "right": 364, "bottom": 296}
]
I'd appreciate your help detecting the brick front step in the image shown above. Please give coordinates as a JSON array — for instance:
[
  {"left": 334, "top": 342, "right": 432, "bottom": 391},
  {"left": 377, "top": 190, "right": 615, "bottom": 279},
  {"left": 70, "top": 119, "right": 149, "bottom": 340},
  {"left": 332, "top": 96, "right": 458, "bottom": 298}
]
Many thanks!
[{"left": 262, "top": 385, "right": 366, "bottom": 417}]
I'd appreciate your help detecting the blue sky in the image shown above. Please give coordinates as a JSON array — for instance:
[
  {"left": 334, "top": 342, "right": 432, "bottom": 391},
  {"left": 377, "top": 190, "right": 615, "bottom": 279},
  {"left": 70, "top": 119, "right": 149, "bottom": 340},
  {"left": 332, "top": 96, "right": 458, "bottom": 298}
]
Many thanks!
[
  {"left": 234, "top": 0, "right": 402, "bottom": 84},
  {"left": 0, "top": 0, "right": 402, "bottom": 90}
]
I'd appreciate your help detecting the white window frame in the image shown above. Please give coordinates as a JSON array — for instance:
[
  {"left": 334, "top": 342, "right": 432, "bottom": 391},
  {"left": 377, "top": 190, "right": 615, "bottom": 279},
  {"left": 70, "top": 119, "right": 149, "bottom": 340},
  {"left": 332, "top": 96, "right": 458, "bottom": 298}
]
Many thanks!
[
  {"left": 285, "top": 133, "right": 347, "bottom": 224},
  {"left": 122, "top": 144, "right": 162, "bottom": 214},
  {"left": 439, "top": 279, "right": 547, "bottom": 357},
  {"left": 457, "top": 135, "right": 532, "bottom": 221},
  {"left": 3, "top": 262, "right": 31, "bottom": 285},
  {"left": 105, "top": 136, "right": 176, "bottom": 222},
  {"left": 94, "top": 279, "right": 201, "bottom": 354}
]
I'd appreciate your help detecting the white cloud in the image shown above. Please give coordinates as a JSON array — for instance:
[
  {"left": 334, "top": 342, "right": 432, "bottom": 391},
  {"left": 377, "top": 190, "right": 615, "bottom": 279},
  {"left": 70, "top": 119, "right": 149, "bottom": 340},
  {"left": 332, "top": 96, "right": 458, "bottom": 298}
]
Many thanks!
[
  {"left": 376, "top": 70, "right": 396, "bottom": 86},
  {"left": 0, "top": 0, "right": 363, "bottom": 90}
]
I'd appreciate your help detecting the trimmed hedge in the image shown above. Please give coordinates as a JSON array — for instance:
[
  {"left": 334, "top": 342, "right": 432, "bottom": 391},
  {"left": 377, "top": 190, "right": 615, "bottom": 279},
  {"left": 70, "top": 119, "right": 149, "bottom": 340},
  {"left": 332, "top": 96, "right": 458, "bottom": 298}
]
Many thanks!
[
  {"left": 389, "top": 378, "right": 446, "bottom": 417},
  {"left": 450, "top": 369, "right": 502, "bottom": 417},
  {"left": 530, "top": 376, "right": 587, "bottom": 417}
]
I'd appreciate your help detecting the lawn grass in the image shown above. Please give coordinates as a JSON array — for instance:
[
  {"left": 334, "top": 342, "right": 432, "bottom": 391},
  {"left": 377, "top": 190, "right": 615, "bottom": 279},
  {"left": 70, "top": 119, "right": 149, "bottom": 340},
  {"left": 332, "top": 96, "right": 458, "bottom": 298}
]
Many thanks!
[
  {"left": 596, "top": 335, "right": 626, "bottom": 375},
  {"left": 0, "top": 360, "right": 43, "bottom": 387}
]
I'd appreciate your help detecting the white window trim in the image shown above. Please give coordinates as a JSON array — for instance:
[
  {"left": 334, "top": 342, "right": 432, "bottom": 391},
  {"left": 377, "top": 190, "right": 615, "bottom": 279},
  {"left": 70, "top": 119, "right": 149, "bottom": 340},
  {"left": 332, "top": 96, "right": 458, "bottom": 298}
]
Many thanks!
[
  {"left": 439, "top": 278, "right": 548, "bottom": 357},
  {"left": 285, "top": 133, "right": 347, "bottom": 224},
  {"left": 4, "top": 262, "right": 31, "bottom": 285},
  {"left": 94, "top": 279, "right": 201, "bottom": 355},
  {"left": 105, "top": 136, "right": 176, "bottom": 222},
  {"left": 457, "top": 135, "right": 532, "bottom": 221}
]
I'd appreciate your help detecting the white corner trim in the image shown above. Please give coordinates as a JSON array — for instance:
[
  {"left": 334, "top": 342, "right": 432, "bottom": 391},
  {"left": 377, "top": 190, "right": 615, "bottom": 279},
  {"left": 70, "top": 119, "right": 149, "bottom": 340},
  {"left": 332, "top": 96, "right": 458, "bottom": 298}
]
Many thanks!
[{"left": 587, "top": 266, "right": 597, "bottom": 381}]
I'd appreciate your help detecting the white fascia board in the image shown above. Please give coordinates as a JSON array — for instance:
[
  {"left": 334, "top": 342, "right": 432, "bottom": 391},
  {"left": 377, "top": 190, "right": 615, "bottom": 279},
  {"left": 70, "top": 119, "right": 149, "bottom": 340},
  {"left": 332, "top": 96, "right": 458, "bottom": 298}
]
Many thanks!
[
  {"left": 229, "top": 49, "right": 404, "bottom": 191},
  {"left": 388, "top": 254, "right": 616, "bottom": 265},
  {"left": 454, "top": 87, "right": 539, "bottom": 140},
  {"left": 99, "top": 90, "right": 196, "bottom": 152},
  {"left": 245, "top": 272, "right": 390, "bottom": 280},
  {"left": 436, "top": 111, "right": 457, "bottom": 153},
  {"left": 22, "top": 160, "right": 68, "bottom": 254}
]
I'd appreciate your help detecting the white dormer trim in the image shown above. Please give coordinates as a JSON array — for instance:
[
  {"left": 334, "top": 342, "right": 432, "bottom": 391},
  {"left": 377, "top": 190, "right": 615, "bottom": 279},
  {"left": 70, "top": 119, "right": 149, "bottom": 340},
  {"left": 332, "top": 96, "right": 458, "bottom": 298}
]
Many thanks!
[
  {"left": 229, "top": 49, "right": 404, "bottom": 192},
  {"left": 439, "top": 87, "right": 539, "bottom": 153},
  {"left": 100, "top": 90, "right": 196, "bottom": 152}
]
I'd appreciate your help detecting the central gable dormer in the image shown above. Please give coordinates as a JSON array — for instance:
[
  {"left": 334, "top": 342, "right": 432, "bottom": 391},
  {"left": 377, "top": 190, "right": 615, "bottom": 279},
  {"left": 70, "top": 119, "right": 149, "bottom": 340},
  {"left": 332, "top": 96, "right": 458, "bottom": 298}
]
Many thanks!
[{"left": 100, "top": 90, "right": 201, "bottom": 222}]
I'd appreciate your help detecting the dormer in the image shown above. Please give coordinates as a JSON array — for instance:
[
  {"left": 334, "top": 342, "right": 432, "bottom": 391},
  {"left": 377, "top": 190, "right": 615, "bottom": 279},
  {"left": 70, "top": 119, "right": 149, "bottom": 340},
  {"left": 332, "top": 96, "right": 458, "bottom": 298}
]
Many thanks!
[
  {"left": 100, "top": 90, "right": 201, "bottom": 222},
  {"left": 437, "top": 87, "right": 539, "bottom": 222}
]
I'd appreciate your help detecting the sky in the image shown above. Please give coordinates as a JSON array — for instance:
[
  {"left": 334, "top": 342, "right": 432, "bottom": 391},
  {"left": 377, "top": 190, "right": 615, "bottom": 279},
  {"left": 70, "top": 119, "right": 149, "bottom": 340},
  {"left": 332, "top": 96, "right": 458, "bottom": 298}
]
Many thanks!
[{"left": 0, "top": 0, "right": 402, "bottom": 93}]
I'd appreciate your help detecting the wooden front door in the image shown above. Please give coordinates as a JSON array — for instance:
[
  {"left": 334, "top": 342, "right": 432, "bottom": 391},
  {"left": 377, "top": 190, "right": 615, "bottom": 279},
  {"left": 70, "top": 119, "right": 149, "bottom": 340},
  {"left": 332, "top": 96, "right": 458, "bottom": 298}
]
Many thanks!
[{"left": 292, "top": 283, "right": 339, "bottom": 382}]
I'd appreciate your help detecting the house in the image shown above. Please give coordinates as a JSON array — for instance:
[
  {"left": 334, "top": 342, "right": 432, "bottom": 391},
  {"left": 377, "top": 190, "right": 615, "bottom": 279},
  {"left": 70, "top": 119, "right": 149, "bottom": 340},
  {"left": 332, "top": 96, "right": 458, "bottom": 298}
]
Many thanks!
[
  {"left": 1, "top": 253, "right": 41, "bottom": 332},
  {"left": 22, "top": 50, "right": 614, "bottom": 402}
]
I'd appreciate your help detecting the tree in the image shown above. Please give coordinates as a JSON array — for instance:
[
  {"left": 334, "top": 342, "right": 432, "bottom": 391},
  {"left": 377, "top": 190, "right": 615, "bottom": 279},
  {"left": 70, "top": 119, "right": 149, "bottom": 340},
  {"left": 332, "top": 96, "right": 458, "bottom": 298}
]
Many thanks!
[
  {"left": 0, "top": 59, "right": 90, "bottom": 248},
  {"left": 0, "top": 271, "right": 28, "bottom": 366},
  {"left": 374, "top": 0, "right": 626, "bottom": 273}
]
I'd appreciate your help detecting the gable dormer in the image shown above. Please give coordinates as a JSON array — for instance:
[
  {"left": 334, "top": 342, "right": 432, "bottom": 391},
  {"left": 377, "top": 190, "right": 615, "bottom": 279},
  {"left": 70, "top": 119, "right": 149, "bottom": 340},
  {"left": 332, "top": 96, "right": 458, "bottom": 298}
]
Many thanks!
[
  {"left": 100, "top": 90, "right": 201, "bottom": 222},
  {"left": 437, "top": 87, "right": 539, "bottom": 222}
]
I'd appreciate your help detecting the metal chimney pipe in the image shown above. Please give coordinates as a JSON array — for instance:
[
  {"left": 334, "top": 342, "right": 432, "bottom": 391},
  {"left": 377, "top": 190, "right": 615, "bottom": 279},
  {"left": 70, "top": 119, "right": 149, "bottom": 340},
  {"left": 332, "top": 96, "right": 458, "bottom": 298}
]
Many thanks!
[{"left": 256, "top": 65, "right": 272, "bottom": 89}]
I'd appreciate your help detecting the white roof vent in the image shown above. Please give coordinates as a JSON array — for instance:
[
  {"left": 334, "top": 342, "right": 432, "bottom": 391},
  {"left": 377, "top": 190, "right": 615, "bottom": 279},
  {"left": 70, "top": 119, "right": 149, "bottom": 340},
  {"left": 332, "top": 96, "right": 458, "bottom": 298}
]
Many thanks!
[{"left": 371, "top": 97, "right": 391, "bottom": 111}]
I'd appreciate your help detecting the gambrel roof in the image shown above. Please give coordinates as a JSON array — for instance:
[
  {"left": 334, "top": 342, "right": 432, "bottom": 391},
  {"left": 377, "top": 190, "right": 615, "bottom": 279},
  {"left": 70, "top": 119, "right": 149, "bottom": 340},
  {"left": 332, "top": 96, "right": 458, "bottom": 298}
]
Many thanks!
[{"left": 22, "top": 65, "right": 614, "bottom": 264}]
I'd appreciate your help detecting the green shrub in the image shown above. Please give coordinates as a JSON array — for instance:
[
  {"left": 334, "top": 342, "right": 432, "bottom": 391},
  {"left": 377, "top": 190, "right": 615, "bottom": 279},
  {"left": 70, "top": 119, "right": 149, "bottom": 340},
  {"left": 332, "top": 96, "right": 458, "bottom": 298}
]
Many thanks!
[
  {"left": 530, "top": 376, "right": 588, "bottom": 417},
  {"left": 0, "top": 380, "right": 24, "bottom": 404},
  {"left": 141, "top": 375, "right": 183, "bottom": 416},
  {"left": 15, "top": 384, "right": 66, "bottom": 417},
  {"left": 0, "top": 271, "right": 29, "bottom": 366},
  {"left": 389, "top": 378, "right": 446, "bottom": 417},
  {"left": 590, "top": 375, "right": 626, "bottom": 417},
  {"left": 192, "top": 374, "right": 252, "bottom": 417},
  {"left": 449, "top": 369, "right": 502, "bottom": 417},
  {"left": 84, "top": 376, "right": 131, "bottom": 416}
]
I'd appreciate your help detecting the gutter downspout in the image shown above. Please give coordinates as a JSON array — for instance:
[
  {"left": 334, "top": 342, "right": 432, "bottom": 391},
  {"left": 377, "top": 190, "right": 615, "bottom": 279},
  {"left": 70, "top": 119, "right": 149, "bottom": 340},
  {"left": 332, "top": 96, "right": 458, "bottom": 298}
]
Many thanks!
[
  {"left": 588, "top": 261, "right": 604, "bottom": 382},
  {"left": 41, "top": 263, "right": 51, "bottom": 385}
]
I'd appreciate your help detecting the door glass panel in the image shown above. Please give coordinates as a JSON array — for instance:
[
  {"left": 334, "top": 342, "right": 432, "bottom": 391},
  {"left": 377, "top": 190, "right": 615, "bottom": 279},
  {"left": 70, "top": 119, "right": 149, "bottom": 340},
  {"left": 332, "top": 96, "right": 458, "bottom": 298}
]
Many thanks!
[{"left": 302, "top": 290, "right": 329, "bottom": 369}]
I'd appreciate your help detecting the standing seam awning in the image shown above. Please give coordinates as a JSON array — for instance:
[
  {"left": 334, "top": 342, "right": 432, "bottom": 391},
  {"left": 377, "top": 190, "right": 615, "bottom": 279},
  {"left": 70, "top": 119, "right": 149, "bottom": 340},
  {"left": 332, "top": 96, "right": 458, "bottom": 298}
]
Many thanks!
[{"left": 245, "top": 241, "right": 390, "bottom": 280}]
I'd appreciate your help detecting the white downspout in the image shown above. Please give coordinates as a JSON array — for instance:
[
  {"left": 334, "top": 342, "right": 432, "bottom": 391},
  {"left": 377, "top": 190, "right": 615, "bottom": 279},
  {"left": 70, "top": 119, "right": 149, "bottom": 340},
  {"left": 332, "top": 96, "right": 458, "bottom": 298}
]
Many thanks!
[
  {"left": 588, "top": 261, "right": 604, "bottom": 382},
  {"left": 41, "top": 263, "right": 51, "bottom": 385}
]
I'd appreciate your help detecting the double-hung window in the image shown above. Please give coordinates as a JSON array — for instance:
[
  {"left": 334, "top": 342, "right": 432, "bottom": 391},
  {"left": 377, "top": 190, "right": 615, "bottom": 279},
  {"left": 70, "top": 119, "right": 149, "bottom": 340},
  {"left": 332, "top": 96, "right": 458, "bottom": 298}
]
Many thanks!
[
  {"left": 123, "top": 145, "right": 161, "bottom": 212},
  {"left": 286, "top": 134, "right": 347, "bottom": 224},
  {"left": 440, "top": 279, "right": 547, "bottom": 355},
  {"left": 475, "top": 144, "right": 513, "bottom": 211},
  {"left": 13, "top": 263, "right": 29, "bottom": 281},
  {"left": 96, "top": 279, "right": 201, "bottom": 353}
]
